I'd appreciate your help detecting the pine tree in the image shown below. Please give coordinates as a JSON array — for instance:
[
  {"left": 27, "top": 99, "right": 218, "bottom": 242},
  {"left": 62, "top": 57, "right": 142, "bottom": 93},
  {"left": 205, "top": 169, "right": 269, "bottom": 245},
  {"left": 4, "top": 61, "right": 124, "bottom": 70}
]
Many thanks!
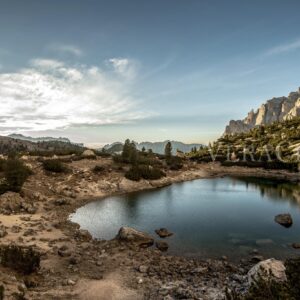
[
  {"left": 164, "top": 142, "right": 172, "bottom": 161},
  {"left": 122, "top": 139, "right": 131, "bottom": 162}
]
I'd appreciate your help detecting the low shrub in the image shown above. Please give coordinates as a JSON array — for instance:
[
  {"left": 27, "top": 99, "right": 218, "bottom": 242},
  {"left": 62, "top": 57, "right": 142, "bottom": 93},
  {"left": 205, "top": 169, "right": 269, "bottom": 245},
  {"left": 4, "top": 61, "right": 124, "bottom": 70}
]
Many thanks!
[
  {"left": 168, "top": 157, "right": 183, "bottom": 170},
  {"left": 93, "top": 165, "right": 105, "bottom": 173},
  {"left": 0, "top": 158, "right": 32, "bottom": 194},
  {"left": 42, "top": 159, "right": 67, "bottom": 173},
  {"left": 221, "top": 160, "right": 298, "bottom": 172},
  {"left": 125, "top": 165, "right": 165, "bottom": 181},
  {"left": 0, "top": 158, "right": 6, "bottom": 172},
  {"left": 0, "top": 244, "right": 40, "bottom": 274},
  {"left": 0, "top": 285, "right": 3, "bottom": 300},
  {"left": 125, "top": 166, "right": 141, "bottom": 181}
]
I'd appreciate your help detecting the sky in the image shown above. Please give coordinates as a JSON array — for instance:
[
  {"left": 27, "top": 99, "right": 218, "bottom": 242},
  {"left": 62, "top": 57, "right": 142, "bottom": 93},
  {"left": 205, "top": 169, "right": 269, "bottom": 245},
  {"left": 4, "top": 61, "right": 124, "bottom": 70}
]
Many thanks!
[{"left": 1, "top": 0, "right": 300, "bottom": 146}]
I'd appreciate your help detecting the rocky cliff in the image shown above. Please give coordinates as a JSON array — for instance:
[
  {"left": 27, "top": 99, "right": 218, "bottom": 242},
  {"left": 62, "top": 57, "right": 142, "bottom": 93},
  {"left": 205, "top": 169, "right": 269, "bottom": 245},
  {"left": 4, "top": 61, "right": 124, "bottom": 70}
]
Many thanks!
[{"left": 224, "top": 88, "right": 300, "bottom": 135}]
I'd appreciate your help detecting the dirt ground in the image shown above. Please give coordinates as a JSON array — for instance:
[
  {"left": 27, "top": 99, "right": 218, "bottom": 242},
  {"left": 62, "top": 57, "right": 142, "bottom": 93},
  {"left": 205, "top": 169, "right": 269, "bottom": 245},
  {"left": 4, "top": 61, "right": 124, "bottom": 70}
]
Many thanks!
[{"left": 0, "top": 156, "right": 299, "bottom": 299}]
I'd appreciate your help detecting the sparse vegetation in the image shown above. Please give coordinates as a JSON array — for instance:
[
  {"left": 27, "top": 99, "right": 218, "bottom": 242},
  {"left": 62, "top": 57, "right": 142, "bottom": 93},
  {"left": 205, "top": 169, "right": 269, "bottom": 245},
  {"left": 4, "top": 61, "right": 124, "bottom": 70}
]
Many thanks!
[
  {"left": 125, "top": 165, "right": 165, "bottom": 181},
  {"left": 93, "top": 165, "right": 105, "bottom": 173},
  {"left": 0, "top": 158, "right": 32, "bottom": 194},
  {"left": 0, "top": 245, "right": 40, "bottom": 274},
  {"left": 42, "top": 159, "right": 68, "bottom": 173},
  {"left": 189, "top": 117, "right": 300, "bottom": 170}
]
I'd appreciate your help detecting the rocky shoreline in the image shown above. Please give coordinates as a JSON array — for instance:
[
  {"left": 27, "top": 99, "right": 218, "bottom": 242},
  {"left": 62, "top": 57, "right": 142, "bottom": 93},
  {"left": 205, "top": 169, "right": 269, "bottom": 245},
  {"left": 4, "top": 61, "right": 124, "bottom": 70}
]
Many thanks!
[{"left": 0, "top": 157, "right": 299, "bottom": 299}]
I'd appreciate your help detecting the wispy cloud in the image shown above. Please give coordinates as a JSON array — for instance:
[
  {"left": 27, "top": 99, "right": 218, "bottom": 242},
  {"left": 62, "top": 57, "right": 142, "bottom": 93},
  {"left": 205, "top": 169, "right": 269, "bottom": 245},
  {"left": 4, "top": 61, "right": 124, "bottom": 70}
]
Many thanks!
[
  {"left": 107, "top": 57, "right": 139, "bottom": 80},
  {"left": 0, "top": 58, "right": 149, "bottom": 134},
  {"left": 263, "top": 38, "right": 300, "bottom": 57},
  {"left": 49, "top": 44, "right": 83, "bottom": 57}
]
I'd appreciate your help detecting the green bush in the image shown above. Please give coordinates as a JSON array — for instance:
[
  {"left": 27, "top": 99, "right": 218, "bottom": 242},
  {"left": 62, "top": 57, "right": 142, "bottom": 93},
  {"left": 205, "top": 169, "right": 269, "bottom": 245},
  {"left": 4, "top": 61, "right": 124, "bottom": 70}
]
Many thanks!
[
  {"left": 0, "top": 158, "right": 6, "bottom": 172},
  {"left": 125, "top": 166, "right": 141, "bottom": 181},
  {"left": 139, "top": 165, "right": 165, "bottom": 180},
  {"left": 0, "top": 245, "right": 40, "bottom": 274},
  {"left": 42, "top": 159, "right": 67, "bottom": 173},
  {"left": 168, "top": 156, "right": 183, "bottom": 170},
  {"left": 0, "top": 158, "right": 32, "bottom": 194},
  {"left": 221, "top": 160, "right": 298, "bottom": 172},
  {"left": 125, "top": 165, "right": 165, "bottom": 181}
]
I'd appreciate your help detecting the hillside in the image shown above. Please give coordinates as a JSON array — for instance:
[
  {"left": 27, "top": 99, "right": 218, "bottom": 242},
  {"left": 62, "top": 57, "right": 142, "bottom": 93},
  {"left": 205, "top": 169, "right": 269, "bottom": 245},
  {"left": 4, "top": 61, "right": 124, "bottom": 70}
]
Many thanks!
[
  {"left": 0, "top": 135, "right": 84, "bottom": 155},
  {"left": 8, "top": 134, "right": 71, "bottom": 144},
  {"left": 224, "top": 88, "right": 300, "bottom": 135},
  {"left": 190, "top": 117, "right": 300, "bottom": 167}
]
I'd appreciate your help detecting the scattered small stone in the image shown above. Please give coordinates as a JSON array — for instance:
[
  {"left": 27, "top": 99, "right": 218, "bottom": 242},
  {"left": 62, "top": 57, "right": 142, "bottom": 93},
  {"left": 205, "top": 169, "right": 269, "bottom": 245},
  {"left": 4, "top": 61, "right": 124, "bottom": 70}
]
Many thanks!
[
  {"left": 156, "top": 241, "right": 169, "bottom": 252},
  {"left": 67, "top": 279, "right": 76, "bottom": 286},
  {"left": 138, "top": 265, "right": 148, "bottom": 273},
  {"left": 292, "top": 243, "right": 300, "bottom": 249},
  {"left": 137, "top": 278, "right": 143, "bottom": 284},
  {"left": 251, "top": 255, "right": 264, "bottom": 262}
]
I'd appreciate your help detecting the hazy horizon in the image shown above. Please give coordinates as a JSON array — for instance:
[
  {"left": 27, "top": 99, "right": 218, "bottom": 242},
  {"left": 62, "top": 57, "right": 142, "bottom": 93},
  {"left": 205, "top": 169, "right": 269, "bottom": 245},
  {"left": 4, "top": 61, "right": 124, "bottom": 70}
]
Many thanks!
[{"left": 1, "top": 0, "right": 300, "bottom": 145}]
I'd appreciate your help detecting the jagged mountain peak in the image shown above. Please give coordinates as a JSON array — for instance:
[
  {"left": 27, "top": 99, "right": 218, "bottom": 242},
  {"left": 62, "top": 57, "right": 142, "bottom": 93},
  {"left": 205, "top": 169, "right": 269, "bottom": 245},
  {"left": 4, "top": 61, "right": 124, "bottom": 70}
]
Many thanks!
[{"left": 224, "top": 87, "right": 300, "bottom": 135}]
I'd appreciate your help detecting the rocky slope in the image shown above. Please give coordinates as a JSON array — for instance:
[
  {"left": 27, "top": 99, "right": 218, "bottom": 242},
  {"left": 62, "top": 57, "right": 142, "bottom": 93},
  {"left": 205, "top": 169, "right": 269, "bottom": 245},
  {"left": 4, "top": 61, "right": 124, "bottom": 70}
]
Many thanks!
[{"left": 224, "top": 87, "right": 300, "bottom": 135}]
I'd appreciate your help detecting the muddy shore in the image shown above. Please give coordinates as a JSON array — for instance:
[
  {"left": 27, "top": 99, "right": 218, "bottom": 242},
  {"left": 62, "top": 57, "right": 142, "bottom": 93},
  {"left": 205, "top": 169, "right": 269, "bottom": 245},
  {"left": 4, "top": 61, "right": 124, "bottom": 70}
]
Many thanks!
[{"left": 0, "top": 157, "right": 299, "bottom": 299}]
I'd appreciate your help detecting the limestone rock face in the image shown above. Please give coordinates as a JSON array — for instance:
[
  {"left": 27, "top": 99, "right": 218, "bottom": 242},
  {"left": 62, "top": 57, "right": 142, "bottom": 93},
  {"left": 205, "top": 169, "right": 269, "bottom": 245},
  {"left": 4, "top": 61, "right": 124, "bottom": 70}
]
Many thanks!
[
  {"left": 248, "top": 258, "right": 287, "bottom": 285},
  {"left": 224, "top": 88, "right": 300, "bottom": 135}
]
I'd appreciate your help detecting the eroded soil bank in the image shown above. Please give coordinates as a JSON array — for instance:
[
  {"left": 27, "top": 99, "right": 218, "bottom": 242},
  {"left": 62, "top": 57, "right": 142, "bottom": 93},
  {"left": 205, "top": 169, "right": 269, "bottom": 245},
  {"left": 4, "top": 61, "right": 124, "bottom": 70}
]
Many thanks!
[{"left": 0, "top": 157, "right": 299, "bottom": 299}]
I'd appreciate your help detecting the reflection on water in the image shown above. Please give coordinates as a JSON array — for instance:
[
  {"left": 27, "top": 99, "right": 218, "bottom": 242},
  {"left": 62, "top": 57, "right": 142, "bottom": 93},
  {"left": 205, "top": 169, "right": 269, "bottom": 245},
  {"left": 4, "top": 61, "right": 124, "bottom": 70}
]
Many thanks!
[
  {"left": 70, "top": 177, "right": 300, "bottom": 260},
  {"left": 232, "top": 177, "right": 300, "bottom": 208}
]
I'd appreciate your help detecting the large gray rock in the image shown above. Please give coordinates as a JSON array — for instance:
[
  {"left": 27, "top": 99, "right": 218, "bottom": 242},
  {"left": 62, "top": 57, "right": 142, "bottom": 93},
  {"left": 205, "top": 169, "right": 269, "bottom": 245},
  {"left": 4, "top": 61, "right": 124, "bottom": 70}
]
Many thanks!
[
  {"left": 275, "top": 213, "right": 293, "bottom": 228},
  {"left": 248, "top": 258, "right": 287, "bottom": 285},
  {"left": 224, "top": 88, "right": 300, "bottom": 135},
  {"left": 116, "top": 227, "right": 154, "bottom": 247}
]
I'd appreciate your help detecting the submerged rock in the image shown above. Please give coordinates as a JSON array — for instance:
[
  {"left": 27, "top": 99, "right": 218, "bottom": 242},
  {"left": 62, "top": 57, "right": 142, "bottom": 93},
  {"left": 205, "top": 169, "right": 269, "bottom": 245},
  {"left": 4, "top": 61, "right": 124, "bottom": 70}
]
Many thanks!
[
  {"left": 116, "top": 227, "right": 154, "bottom": 247},
  {"left": 248, "top": 258, "right": 287, "bottom": 285},
  {"left": 156, "top": 241, "right": 169, "bottom": 251},
  {"left": 275, "top": 213, "right": 293, "bottom": 228},
  {"left": 155, "top": 228, "right": 173, "bottom": 238},
  {"left": 292, "top": 243, "right": 300, "bottom": 249}
]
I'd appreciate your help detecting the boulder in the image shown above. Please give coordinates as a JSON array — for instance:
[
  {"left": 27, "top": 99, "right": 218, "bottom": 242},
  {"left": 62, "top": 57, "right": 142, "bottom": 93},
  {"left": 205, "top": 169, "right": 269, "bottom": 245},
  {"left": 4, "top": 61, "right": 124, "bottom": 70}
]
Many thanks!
[
  {"left": 155, "top": 228, "right": 173, "bottom": 238},
  {"left": 248, "top": 258, "right": 287, "bottom": 285},
  {"left": 275, "top": 213, "right": 293, "bottom": 228},
  {"left": 116, "top": 227, "right": 154, "bottom": 247},
  {"left": 81, "top": 149, "right": 95, "bottom": 158},
  {"left": 156, "top": 241, "right": 169, "bottom": 252}
]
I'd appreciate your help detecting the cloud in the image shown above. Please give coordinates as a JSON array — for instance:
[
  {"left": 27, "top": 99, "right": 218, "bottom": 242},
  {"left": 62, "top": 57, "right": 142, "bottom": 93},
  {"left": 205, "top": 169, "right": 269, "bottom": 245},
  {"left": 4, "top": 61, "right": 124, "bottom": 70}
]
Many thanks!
[
  {"left": 49, "top": 44, "right": 83, "bottom": 56},
  {"left": 0, "top": 59, "right": 149, "bottom": 134},
  {"left": 263, "top": 38, "right": 300, "bottom": 56},
  {"left": 107, "top": 58, "right": 139, "bottom": 80}
]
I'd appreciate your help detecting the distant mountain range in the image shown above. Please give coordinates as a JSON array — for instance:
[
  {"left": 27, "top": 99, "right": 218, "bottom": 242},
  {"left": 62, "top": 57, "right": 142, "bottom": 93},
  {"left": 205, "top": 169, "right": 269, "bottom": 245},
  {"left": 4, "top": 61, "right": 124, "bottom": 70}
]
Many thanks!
[
  {"left": 103, "top": 141, "right": 204, "bottom": 155},
  {"left": 8, "top": 134, "right": 71, "bottom": 144},
  {"left": 224, "top": 87, "right": 300, "bottom": 135}
]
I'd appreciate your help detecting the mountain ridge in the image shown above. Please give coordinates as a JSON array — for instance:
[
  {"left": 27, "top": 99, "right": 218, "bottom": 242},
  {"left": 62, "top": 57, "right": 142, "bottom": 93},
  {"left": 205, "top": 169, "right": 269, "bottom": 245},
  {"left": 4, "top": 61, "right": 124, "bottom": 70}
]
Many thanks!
[{"left": 103, "top": 140, "right": 204, "bottom": 155}]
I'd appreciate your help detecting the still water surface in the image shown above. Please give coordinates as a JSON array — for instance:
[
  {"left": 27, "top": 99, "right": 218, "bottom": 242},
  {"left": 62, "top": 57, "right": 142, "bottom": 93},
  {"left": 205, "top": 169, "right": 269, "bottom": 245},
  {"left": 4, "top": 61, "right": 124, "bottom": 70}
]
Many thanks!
[{"left": 70, "top": 177, "right": 300, "bottom": 260}]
